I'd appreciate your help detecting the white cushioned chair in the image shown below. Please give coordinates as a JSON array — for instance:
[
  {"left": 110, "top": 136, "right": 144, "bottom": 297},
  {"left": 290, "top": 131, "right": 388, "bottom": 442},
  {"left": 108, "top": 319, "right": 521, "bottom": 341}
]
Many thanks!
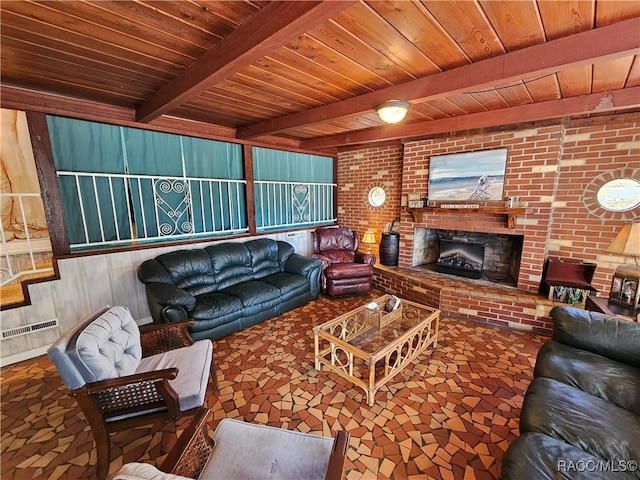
[
  {"left": 48, "top": 306, "right": 215, "bottom": 479},
  {"left": 112, "top": 408, "right": 350, "bottom": 480}
]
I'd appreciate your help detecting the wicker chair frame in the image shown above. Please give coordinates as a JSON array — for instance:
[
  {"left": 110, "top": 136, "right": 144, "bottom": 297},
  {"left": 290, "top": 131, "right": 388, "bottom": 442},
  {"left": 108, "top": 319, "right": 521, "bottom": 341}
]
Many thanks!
[
  {"left": 66, "top": 320, "right": 217, "bottom": 479},
  {"left": 161, "top": 408, "right": 350, "bottom": 480}
]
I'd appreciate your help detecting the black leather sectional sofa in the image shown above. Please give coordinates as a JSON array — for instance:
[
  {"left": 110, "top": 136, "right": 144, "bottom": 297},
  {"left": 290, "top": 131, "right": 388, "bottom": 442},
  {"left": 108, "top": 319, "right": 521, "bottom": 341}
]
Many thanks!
[
  {"left": 501, "top": 306, "right": 640, "bottom": 480},
  {"left": 137, "top": 238, "right": 322, "bottom": 341}
]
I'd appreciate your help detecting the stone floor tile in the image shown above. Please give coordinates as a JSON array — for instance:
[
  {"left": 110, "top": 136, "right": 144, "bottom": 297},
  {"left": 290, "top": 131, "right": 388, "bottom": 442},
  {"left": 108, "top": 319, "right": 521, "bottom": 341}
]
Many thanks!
[{"left": 1, "top": 291, "right": 545, "bottom": 479}]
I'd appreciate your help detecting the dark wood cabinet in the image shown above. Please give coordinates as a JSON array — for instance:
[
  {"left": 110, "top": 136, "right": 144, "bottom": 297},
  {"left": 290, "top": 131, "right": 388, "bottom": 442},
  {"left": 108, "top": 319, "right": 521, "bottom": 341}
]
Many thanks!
[
  {"left": 539, "top": 259, "right": 597, "bottom": 304},
  {"left": 585, "top": 296, "right": 639, "bottom": 322}
]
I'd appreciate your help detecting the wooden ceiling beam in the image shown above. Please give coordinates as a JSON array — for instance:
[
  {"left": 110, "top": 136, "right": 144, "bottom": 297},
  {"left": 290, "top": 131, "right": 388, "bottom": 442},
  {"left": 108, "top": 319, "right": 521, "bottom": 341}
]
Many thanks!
[
  {"left": 0, "top": 84, "right": 309, "bottom": 151},
  {"left": 238, "top": 17, "right": 640, "bottom": 139},
  {"left": 135, "top": 1, "right": 356, "bottom": 123},
  {"left": 299, "top": 87, "right": 640, "bottom": 149}
]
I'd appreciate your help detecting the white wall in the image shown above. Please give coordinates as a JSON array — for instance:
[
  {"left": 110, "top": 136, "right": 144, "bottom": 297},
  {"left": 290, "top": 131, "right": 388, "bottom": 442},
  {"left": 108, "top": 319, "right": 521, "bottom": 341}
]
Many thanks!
[{"left": 0, "top": 230, "right": 314, "bottom": 365}]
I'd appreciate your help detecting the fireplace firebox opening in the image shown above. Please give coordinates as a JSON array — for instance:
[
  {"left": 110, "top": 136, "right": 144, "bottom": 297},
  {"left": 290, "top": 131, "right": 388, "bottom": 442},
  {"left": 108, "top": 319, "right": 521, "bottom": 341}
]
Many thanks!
[{"left": 412, "top": 228, "right": 524, "bottom": 287}]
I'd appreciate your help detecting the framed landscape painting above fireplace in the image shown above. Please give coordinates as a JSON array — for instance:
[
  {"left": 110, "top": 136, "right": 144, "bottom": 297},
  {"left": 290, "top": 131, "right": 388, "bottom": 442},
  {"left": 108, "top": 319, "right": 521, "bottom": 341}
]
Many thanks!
[{"left": 427, "top": 148, "right": 508, "bottom": 202}]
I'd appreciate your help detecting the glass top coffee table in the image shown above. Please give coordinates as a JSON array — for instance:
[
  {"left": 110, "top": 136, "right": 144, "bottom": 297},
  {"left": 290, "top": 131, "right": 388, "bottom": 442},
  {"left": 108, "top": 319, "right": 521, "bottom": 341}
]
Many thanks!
[{"left": 313, "top": 295, "right": 440, "bottom": 406}]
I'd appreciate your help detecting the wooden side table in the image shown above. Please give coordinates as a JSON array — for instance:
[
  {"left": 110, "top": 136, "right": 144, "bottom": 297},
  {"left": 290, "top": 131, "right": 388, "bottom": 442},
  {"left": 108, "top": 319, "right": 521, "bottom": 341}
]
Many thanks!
[{"left": 585, "top": 296, "right": 639, "bottom": 322}]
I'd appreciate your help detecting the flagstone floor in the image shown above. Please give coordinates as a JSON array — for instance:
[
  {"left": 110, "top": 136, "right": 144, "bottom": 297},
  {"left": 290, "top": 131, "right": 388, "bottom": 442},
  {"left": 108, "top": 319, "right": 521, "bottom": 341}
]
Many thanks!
[{"left": 1, "top": 291, "right": 546, "bottom": 479}]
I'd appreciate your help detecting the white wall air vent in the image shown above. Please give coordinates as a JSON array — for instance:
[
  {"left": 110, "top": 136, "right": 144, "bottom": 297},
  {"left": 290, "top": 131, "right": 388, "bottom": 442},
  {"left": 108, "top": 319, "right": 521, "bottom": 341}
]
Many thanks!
[{"left": 2, "top": 319, "right": 59, "bottom": 339}]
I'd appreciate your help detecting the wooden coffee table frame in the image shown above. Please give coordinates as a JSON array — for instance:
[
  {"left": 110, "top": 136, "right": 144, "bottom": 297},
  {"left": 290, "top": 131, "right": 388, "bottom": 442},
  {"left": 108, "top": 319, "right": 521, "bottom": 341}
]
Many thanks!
[{"left": 313, "top": 295, "right": 439, "bottom": 406}]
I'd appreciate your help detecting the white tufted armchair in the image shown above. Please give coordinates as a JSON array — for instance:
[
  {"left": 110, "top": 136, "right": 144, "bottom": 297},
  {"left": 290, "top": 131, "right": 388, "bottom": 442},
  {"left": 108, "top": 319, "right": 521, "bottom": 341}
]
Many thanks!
[{"left": 47, "top": 306, "right": 215, "bottom": 479}]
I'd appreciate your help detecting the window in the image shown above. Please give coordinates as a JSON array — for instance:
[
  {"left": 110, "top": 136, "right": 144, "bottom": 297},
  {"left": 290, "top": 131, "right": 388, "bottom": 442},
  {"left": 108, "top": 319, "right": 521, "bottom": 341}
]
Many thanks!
[
  {"left": 253, "top": 147, "right": 335, "bottom": 231},
  {"left": 47, "top": 116, "right": 246, "bottom": 250},
  {"left": 596, "top": 178, "right": 640, "bottom": 212},
  {"left": 45, "top": 117, "right": 336, "bottom": 251}
]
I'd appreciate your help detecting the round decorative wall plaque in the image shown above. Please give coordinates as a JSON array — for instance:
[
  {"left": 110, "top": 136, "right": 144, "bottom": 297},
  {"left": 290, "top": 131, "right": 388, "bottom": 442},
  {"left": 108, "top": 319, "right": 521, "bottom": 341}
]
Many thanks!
[{"left": 368, "top": 186, "right": 387, "bottom": 207}]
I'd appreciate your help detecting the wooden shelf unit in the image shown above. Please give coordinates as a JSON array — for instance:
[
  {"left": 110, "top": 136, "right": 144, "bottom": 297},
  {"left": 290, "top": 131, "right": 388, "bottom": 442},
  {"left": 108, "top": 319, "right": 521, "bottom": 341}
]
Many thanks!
[
  {"left": 406, "top": 206, "right": 527, "bottom": 228},
  {"left": 585, "top": 296, "right": 639, "bottom": 322}
]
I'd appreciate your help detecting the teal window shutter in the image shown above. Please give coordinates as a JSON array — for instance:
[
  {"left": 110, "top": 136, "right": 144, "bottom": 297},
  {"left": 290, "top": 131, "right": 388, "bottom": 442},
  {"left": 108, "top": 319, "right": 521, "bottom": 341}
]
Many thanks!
[
  {"left": 46, "top": 116, "right": 248, "bottom": 250},
  {"left": 47, "top": 116, "right": 130, "bottom": 245},
  {"left": 253, "top": 147, "right": 334, "bottom": 230}
]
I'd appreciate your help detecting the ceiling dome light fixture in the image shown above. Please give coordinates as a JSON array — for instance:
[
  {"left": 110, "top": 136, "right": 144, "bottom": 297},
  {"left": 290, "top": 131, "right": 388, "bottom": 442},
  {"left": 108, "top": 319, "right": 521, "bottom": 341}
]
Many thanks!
[{"left": 375, "top": 100, "right": 411, "bottom": 124}]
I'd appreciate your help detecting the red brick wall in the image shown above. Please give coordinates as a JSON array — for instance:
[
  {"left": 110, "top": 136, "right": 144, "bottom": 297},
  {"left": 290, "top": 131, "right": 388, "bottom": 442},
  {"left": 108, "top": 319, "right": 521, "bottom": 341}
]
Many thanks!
[
  {"left": 336, "top": 142, "right": 403, "bottom": 259},
  {"left": 338, "top": 114, "right": 639, "bottom": 298},
  {"left": 550, "top": 121, "right": 640, "bottom": 293}
]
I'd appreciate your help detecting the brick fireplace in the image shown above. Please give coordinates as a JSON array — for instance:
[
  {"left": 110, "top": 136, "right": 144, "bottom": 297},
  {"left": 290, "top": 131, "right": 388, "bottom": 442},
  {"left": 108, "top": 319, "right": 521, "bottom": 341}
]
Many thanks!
[
  {"left": 337, "top": 115, "right": 640, "bottom": 335},
  {"left": 398, "top": 125, "right": 566, "bottom": 294}
]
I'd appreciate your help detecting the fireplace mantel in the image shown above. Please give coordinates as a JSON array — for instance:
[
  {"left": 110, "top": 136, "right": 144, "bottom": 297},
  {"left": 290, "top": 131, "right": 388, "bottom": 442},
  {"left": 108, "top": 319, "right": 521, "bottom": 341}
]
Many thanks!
[{"left": 406, "top": 206, "right": 528, "bottom": 228}]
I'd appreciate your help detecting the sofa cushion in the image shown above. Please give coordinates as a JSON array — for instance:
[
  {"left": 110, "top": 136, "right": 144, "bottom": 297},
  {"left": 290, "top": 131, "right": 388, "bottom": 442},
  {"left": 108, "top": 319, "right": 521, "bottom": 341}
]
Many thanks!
[
  {"left": 314, "top": 228, "right": 358, "bottom": 252},
  {"left": 246, "top": 238, "right": 281, "bottom": 278},
  {"left": 221, "top": 280, "right": 281, "bottom": 307},
  {"left": 154, "top": 250, "right": 217, "bottom": 296},
  {"left": 112, "top": 462, "right": 191, "bottom": 480},
  {"left": 325, "top": 263, "right": 373, "bottom": 280},
  {"left": 551, "top": 306, "right": 640, "bottom": 368},
  {"left": 534, "top": 341, "right": 640, "bottom": 415},
  {"left": 72, "top": 306, "right": 142, "bottom": 383},
  {"left": 190, "top": 292, "right": 244, "bottom": 325},
  {"left": 519, "top": 377, "right": 640, "bottom": 464},
  {"left": 501, "top": 432, "right": 635, "bottom": 480},
  {"left": 201, "top": 418, "right": 334, "bottom": 480},
  {"left": 261, "top": 272, "right": 309, "bottom": 301},
  {"left": 205, "top": 243, "right": 253, "bottom": 289},
  {"left": 137, "top": 339, "right": 212, "bottom": 412},
  {"left": 47, "top": 306, "right": 112, "bottom": 390}
]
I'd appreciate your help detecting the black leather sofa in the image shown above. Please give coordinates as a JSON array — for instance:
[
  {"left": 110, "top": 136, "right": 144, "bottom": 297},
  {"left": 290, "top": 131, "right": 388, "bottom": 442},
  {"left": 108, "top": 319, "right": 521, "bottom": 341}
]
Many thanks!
[
  {"left": 501, "top": 306, "right": 640, "bottom": 480},
  {"left": 137, "top": 238, "right": 322, "bottom": 341}
]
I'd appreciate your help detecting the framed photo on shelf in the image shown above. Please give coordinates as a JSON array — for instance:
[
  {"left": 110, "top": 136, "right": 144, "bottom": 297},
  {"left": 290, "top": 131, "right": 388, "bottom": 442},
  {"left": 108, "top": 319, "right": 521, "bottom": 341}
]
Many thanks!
[
  {"left": 611, "top": 277, "right": 622, "bottom": 297},
  {"left": 608, "top": 266, "right": 640, "bottom": 310},
  {"left": 611, "top": 279, "right": 639, "bottom": 308}
]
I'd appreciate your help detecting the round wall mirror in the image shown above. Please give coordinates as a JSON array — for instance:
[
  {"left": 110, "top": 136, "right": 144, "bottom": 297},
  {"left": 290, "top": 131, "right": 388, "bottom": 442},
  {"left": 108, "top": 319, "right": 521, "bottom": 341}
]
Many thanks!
[
  {"left": 368, "top": 186, "right": 386, "bottom": 207},
  {"left": 596, "top": 178, "right": 640, "bottom": 212}
]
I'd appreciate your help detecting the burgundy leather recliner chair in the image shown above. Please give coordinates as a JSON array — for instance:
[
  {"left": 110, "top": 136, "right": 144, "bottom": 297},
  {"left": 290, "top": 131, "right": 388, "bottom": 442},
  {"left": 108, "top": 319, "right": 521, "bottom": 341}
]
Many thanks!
[{"left": 312, "top": 227, "right": 376, "bottom": 296}]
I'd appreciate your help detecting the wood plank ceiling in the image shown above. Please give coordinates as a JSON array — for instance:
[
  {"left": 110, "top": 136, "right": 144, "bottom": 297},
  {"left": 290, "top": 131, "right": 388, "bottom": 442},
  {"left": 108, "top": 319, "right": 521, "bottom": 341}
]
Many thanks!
[{"left": 1, "top": 0, "right": 639, "bottom": 153}]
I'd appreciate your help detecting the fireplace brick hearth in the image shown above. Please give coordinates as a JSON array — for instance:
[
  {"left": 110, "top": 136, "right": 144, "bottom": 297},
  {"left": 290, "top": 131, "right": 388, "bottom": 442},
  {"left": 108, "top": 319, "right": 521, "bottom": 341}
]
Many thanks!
[{"left": 373, "top": 265, "right": 554, "bottom": 335}]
